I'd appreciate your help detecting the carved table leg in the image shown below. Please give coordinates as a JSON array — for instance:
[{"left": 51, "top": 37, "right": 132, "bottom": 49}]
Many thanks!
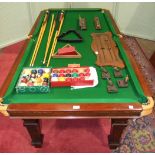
[
  {"left": 108, "top": 118, "right": 128, "bottom": 149},
  {"left": 23, "top": 119, "right": 44, "bottom": 148}
]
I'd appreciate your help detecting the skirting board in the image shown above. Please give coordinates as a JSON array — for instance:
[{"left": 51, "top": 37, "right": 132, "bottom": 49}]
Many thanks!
[{"left": 121, "top": 31, "right": 155, "bottom": 42}]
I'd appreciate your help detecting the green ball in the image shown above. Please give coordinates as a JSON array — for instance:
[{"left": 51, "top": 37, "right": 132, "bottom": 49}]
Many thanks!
[{"left": 72, "top": 73, "right": 79, "bottom": 77}]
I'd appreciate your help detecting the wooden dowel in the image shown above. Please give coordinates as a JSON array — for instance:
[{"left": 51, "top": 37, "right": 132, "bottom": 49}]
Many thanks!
[{"left": 43, "top": 14, "right": 55, "bottom": 64}]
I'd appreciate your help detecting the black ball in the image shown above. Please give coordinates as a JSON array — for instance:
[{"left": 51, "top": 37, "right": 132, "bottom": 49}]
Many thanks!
[
  {"left": 43, "top": 78, "right": 48, "bottom": 83},
  {"left": 66, "top": 74, "right": 71, "bottom": 77}
]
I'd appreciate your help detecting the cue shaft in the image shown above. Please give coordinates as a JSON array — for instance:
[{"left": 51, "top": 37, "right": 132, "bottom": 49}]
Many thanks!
[
  {"left": 43, "top": 14, "right": 55, "bottom": 64},
  {"left": 30, "top": 13, "right": 47, "bottom": 66},
  {"left": 47, "top": 14, "right": 64, "bottom": 67},
  {"left": 30, "top": 12, "right": 49, "bottom": 66},
  {"left": 46, "top": 31, "right": 59, "bottom": 67},
  {"left": 31, "top": 17, "right": 47, "bottom": 66}
]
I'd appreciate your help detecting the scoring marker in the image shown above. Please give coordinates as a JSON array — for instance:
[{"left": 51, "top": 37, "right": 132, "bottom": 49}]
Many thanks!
[
  {"left": 129, "top": 105, "right": 134, "bottom": 109},
  {"left": 73, "top": 105, "right": 80, "bottom": 110}
]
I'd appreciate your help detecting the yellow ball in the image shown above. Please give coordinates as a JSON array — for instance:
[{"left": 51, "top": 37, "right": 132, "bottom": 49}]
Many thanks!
[
  {"left": 42, "top": 73, "right": 50, "bottom": 78},
  {"left": 58, "top": 77, "right": 65, "bottom": 81}
]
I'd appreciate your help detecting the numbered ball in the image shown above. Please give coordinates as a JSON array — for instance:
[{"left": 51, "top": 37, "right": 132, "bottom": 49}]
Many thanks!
[
  {"left": 38, "top": 69, "right": 44, "bottom": 75},
  {"left": 31, "top": 73, "right": 36, "bottom": 78},
  {"left": 43, "top": 78, "right": 49, "bottom": 83},
  {"left": 31, "top": 69, "right": 37, "bottom": 74},
  {"left": 43, "top": 73, "right": 50, "bottom": 78},
  {"left": 36, "top": 77, "right": 43, "bottom": 83},
  {"left": 21, "top": 78, "right": 28, "bottom": 83}
]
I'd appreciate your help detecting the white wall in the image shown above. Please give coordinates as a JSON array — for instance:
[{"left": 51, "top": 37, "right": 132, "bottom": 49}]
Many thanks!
[
  {"left": 0, "top": 2, "right": 69, "bottom": 48},
  {"left": 0, "top": 3, "right": 31, "bottom": 48},
  {"left": 117, "top": 2, "right": 155, "bottom": 40},
  {"left": 70, "top": 2, "right": 114, "bottom": 13},
  {"left": 29, "top": 2, "right": 70, "bottom": 25},
  {"left": 0, "top": 2, "right": 155, "bottom": 48}
]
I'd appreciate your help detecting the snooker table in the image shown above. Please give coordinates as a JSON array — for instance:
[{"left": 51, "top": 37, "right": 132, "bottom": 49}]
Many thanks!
[{"left": 0, "top": 8, "right": 154, "bottom": 149}]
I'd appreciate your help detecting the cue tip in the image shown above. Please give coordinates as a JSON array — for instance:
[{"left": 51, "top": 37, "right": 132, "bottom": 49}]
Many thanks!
[
  {"left": 0, "top": 98, "right": 3, "bottom": 103},
  {"left": 27, "top": 35, "right": 33, "bottom": 39},
  {"left": 117, "top": 34, "right": 123, "bottom": 38},
  {"left": 45, "top": 10, "right": 49, "bottom": 14}
]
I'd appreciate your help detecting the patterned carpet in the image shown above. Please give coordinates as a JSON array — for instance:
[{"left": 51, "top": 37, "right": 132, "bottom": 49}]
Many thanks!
[
  {"left": 114, "top": 36, "right": 155, "bottom": 153},
  {"left": 114, "top": 114, "right": 155, "bottom": 152}
]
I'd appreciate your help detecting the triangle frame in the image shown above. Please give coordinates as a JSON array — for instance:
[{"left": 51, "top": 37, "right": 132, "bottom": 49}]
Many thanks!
[
  {"left": 57, "top": 30, "right": 83, "bottom": 43},
  {"left": 53, "top": 44, "right": 82, "bottom": 58}
]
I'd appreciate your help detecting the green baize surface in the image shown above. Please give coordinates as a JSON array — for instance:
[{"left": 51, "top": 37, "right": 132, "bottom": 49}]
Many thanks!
[{"left": 4, "top": 9, "right": 145, "bottom": 104}]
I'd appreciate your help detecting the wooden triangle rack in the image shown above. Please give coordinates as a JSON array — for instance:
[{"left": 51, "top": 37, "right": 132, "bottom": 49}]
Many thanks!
[{"left": 52, "top": 44, "right": 81, "bottom": 58}]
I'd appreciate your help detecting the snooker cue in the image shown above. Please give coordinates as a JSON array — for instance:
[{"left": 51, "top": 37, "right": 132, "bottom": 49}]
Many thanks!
[
  {"left": 31, "top": 13, "right": 48, "bottom": 66},
  {"left": 30, "top": 25, "right": 45, "bottom": 66},
  {"left": 30, "top": 11, "right": 49, "bottom": 66},
  {"left": 47, "top": 11, "right": 64, "bottom": 67},
  {"left": 30, "top": 12, "right": 48, "bottom": 66},
  {"left": 30, "top": 12, "right": 47, "bottom": 66},
  {"left": 43, "top": 14, "right": 55, "bottom": 64}
]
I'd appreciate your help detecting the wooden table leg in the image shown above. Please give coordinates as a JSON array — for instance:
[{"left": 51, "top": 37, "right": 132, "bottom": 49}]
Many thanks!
[
  {"left": 108, "top": 118, "right": 128, "bottom": 149},
  {"left": 23, "top": 119, "right": 44, "bottom": 148}
]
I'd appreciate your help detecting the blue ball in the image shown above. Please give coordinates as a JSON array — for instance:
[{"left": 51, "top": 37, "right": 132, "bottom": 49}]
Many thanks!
[
  {"left": 52, "top": 73, "right": 58, "bottom": 77},
  {"left": 31, "top": 69, "right": 37, "bottom": 74},
  {"left": 38, "top": 69, "right": 44, "bottom": 74}
]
